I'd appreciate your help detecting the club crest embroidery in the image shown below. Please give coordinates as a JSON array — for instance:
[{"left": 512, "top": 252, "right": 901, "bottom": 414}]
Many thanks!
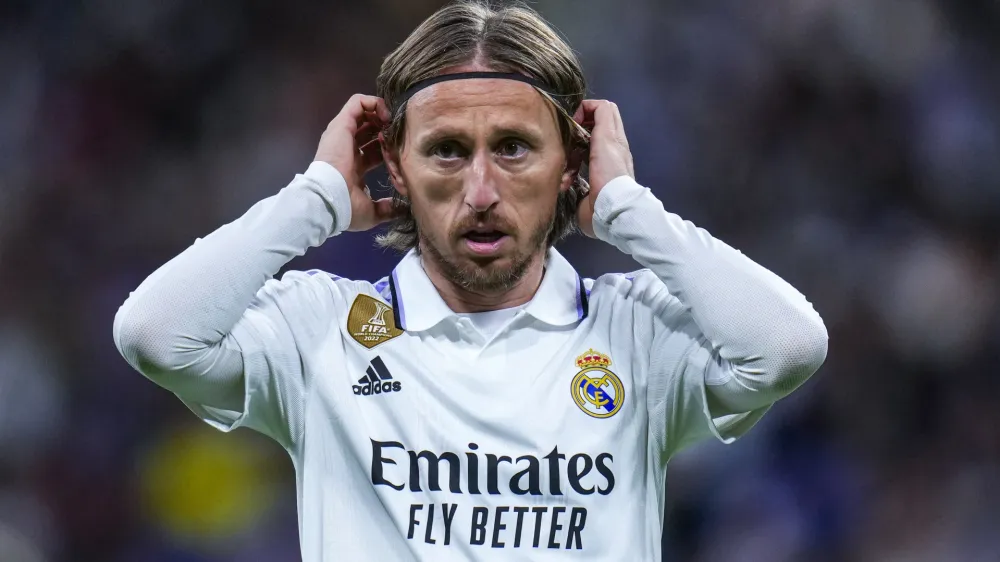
[
  {"left": 571, "top": 349, "right": 624, "bottom": 419},
  {"left": 347, "top": 294, "right": 403, "bottom": 349}
]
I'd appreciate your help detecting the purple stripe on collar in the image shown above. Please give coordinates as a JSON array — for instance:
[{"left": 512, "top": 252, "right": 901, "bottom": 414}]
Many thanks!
[
  {"left": 575, "top": 276, "right": 583, "bottom": 319},
  {"left": 390, "top": 268, "right": 407, "bottom": 330},
  {"left": 306, "top": 269, "right": 341, "bottom": 280},
  {"left": 580, "top": 276, "right": 590, "bottom": 320}
]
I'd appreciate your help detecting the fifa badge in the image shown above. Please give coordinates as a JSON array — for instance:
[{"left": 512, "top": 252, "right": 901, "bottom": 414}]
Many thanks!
[{"left": 347, "top": 294, "right": 403, "bottom": 349}]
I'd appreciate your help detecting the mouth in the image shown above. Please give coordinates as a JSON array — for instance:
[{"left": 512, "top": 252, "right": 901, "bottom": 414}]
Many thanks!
[{"left": 461, "top": 228, "right": 510, "bottom": 255}]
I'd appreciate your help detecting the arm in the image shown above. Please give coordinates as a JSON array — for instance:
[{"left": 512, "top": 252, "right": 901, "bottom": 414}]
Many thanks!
[
  {"left": 113, "top": 95, "right": 395, "bottom": 437},
  {"left": 575, "top": 100, "right": 827, "bottom": 452},
  {"left": 593, "top": 177, "right": 828, "bottom": 414},
  {"left": 112, "top": 160, "right": 352, "bottom": 409}
]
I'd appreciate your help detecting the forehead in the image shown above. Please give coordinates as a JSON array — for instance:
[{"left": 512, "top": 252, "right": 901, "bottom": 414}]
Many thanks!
[{"left": 404, "top": 79, "right": 557, "bottom": 136}]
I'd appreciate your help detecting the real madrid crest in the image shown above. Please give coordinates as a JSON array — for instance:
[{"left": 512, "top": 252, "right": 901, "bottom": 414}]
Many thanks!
[
  {"left": 571, "top": 349, "right": 624, "bottom": 418},
  {"left": 347, "top": 294, "right": 403, "bottom": 349}
]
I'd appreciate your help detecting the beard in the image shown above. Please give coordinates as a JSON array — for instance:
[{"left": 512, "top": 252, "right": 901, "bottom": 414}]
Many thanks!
[{"left": 418, "top": 208, "right": 555, "bottom": 294}]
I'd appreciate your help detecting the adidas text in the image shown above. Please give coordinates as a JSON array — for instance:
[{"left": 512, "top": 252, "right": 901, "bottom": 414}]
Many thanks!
[
  {"left": 353, "top": 356, "right": 402, "bottom": 396},
  {"left": 353, "top": 380, "right": 402, "bottom": 395}
]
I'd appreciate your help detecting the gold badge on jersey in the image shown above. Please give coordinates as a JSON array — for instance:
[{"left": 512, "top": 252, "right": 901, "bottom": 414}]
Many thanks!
[
  {"left": 347, "top": 294, "right": 403, "bottom": 349},
  {"left": 571, "top": 349, "right": 625, "bottom": 418}
]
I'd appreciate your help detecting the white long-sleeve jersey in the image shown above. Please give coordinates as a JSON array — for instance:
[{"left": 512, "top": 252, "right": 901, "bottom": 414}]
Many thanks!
[{"left": 114, "top": 161, "right": 828, "bottom": 561}]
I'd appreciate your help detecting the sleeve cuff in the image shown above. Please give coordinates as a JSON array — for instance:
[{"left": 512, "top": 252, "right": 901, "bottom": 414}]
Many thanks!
[
  {"left": 592, "top": 175, "right": 649, "bottom": 242},
  {"left": 304, "top": 161, "right": 353, "bottom": 236},
  {"left": 659, "top": 340, "right": 772, "bottom": 458},
  {"left": 698, "top": 377, "right": 771, "bottom": 444},
  {"left": 176, "top": 326, "right": 260, "bottom": 434},
  {"left": 175, "top": 318, "right": 283, "bottom": 442}
]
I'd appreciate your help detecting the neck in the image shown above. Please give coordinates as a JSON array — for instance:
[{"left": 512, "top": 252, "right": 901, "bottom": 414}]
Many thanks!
[{"left": 420, "top": 251, "right": 546, "bottom": 313}]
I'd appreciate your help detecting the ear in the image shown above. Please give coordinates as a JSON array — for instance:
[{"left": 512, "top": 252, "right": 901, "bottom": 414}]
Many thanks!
[
  {"left": 381, "top": 132, "right": 409, "bottom": 197},
  {"left": 559, "top": 142, "right": 587, "bottom": 193}
]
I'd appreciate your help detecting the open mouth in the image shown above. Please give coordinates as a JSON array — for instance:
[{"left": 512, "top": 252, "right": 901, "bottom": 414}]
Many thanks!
[
  {"left": 464, "top": 231, "right": 505, "bottom": 243},
  {"left": 462, "top": 228, "right": 509, "bottom": 254}
]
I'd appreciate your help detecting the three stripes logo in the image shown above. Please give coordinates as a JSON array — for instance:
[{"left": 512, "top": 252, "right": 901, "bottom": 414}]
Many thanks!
[{"left": 352, "top": 356, "right": 401, "bottom": 396}]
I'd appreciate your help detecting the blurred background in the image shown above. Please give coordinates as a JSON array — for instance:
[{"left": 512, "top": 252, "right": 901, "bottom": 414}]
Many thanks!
[{"left": 2, "top": 0, "right": 1000, "bottom": 560}]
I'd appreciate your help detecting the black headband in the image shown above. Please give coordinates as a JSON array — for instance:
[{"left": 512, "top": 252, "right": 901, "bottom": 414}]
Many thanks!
[{"left": 397, "top": 71, "right": 570, "bottom": 111}]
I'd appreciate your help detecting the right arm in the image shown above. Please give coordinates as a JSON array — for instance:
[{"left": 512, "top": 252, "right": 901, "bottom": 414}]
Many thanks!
[{"left": 113, "top": 95, "right": 395, "bottom": 437}]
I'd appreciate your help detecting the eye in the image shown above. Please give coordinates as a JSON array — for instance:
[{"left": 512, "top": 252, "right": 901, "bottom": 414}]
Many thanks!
[
  {"left": 431, "top": 141, "right": 464, "bottom": 160},
  {"left": 498, "top": 140, "right": 529, "bottom": 159}
]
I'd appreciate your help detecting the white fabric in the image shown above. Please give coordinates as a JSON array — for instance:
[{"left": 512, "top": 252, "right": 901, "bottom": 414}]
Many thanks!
[
  {"left": 457, "top": 306, "right": 524, "bottom": 341},
  {"left": 113, "top": 161, "right": 351, "bottom": 445},
  {"left": 592, "top": 175, "right": 829, "bottom": 452},
  {"left": 113, "top": 162, "right": 828, "bottom": 561}
]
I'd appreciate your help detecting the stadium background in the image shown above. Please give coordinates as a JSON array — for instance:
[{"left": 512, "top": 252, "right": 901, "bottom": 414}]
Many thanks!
[{"left": 2, "top": 0, "right": 1000, "bottom": 560}]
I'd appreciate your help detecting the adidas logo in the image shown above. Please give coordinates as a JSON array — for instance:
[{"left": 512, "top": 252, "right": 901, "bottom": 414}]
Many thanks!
[{"left": 353, "top": 356, "right": 402, "bottom": 396}]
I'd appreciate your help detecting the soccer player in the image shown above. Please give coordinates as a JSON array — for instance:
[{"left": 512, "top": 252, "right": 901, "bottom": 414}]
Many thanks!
[{"left": 113, "top": 2, "right": 828, "bottom": 560}]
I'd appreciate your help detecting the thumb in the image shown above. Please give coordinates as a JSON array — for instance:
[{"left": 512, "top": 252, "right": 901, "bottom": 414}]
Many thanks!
[
  {"left": 372, "top": 197, "right": 403, "bottom": 225},
  {"left": 347, "top": 196, "right": 401, "bottom": 232},
  {"left": 576, "top": 191, "right": 596, "bottom": 238}
]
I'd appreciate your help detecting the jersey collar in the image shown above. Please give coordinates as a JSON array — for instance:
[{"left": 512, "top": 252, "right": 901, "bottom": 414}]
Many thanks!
[{"left": 387, "top": 247, "right": 589, "bottom": 332}]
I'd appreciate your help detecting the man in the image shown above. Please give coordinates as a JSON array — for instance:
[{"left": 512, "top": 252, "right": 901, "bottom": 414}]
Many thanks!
[{"left": 114, "top": 2, "right": 828, "bottom": 560}]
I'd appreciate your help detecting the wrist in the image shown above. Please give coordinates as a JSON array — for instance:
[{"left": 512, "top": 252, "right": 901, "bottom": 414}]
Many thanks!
[
  {"left": 304, "top": 161, "right": 353, "bottom": 235},
  {"left": 592, "top": 175, "right": 646, "bottom": 241}
]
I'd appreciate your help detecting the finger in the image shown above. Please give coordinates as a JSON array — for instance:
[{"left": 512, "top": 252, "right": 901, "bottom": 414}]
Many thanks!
[
  {"left": 358, "top": 96, "right": 390, "bottom": 126},
  {"left": 609, "top": 102, "right": 625, "bottom": 136},
  {"left": 337, "top": 94, "right": 385, "bottom": 132},
  {"left": 361, "top": 108, "right": 385, "bottom": 130},
  {"left": 577, "top": 99, "right": 604, "bottom": 130},
  {"left": 583, "top": 100, "right": 616, "bottom": 137},
  {"left": 371, "top": 197, "right": 402, "bottom": 225},
  {"left": 355, "top": 121, "right": 380, "bottom": 145},
  {"left": 608, "top": 102, "right": 629, "bottom": 148},
  {"left": 578, "top": 99, "right": 604, "bottom": 119},
  {"left": 362, "top": 96, "right": 390, "bottom": 120}
]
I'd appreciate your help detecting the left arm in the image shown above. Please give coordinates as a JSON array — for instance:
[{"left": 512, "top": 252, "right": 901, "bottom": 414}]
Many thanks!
[
  {"left": 593, "top": 176, "right": 828, "bottom": 415},
  {"left": 576, "top": 99, "right": 828, "bottom": 419}
]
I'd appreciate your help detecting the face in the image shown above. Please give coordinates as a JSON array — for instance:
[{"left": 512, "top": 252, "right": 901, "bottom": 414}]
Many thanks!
[{"left": 386, "top": 76, "right": 575, "bottom": 294}]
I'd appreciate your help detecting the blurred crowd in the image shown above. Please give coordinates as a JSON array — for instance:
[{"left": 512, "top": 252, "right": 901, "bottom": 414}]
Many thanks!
[{"left": 2, "top": 0, "right": 1000, "bottom": 560}]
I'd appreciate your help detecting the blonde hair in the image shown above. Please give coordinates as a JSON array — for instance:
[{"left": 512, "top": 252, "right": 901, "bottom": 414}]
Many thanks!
[{"left": 375, "top": 0, "right": 590, "bottom": 252}]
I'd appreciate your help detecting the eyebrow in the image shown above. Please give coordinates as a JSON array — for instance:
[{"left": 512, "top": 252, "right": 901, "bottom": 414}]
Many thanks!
[
  {"left": 492, "top": 126, "right": 544, "bottom": 145},
  {"left": 414, "top": 123, "right": 545, "bottom": 148}
]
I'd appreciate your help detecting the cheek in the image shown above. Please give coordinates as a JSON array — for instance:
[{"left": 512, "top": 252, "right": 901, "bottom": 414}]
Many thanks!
[
  {"left": 405, "top": 157, "right": 464, "bottom": 204},
  {"left": 507, "top": 164, "right": 564, "bottom": 208},
  {"left": 407, "top": 178, "right": 465, "bottom": 239},
  {"left": 422, "top": 179, "right": 463, "bottom": 206}
]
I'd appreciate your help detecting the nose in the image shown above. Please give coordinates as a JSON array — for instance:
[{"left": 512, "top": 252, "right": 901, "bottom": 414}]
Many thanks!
[{"left": 462, "top": 151, "right": 500, "bottom": 213}]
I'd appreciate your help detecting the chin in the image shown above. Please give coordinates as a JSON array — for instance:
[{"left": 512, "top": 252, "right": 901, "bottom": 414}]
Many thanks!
[{"left": 448, "top": 248, "right": 530, "bottom": 292}]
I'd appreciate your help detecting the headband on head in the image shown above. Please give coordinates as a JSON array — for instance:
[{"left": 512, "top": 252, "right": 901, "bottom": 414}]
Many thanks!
[{"left": 397, "top": 71, "right": 572, "bottom": 112}]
